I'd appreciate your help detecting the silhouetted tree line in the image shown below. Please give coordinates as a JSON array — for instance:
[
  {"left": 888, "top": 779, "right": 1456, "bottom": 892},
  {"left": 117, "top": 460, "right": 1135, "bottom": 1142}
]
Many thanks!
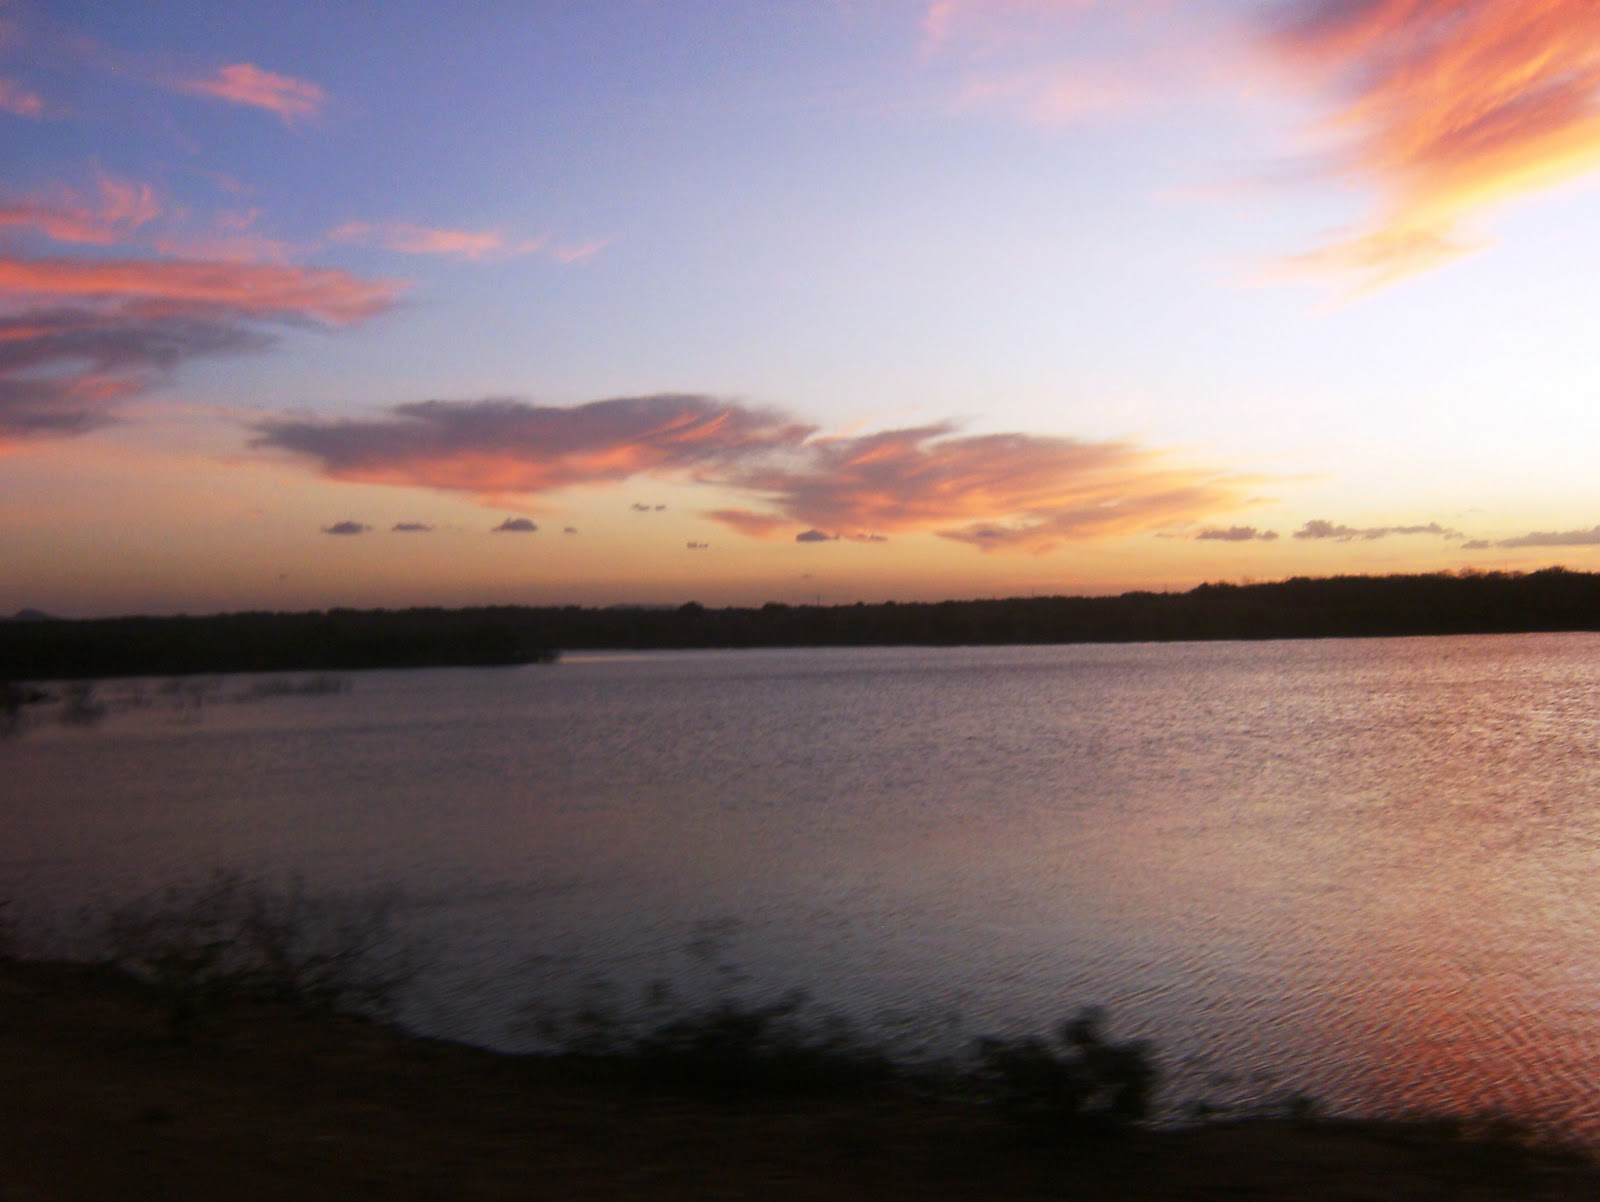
[{"left": 5, "top": 568, "right": 1600, "bottom": 681}]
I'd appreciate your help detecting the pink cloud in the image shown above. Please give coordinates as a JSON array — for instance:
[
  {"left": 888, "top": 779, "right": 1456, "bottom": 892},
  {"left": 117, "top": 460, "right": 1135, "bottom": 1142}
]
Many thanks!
[
  {"left": 0, "top": 76, "right": 44, "bottom": 117},
  {"left": 173, "top": 62, "right": 326, "bottom": 123},
  {"left": 0, "top": 173, "right": 160, "bottom": 245},
  {"left": 0, "top": 255, "right": 400, "bottom": 323},
  {"left": 1269, "top": 0, "right": 1600, "bottom": 283},
  {"left": 1, "top": 254, "right": 400, "bottom": 441},
  {"left": 721, "top": 423, "right": 1257, "bottom": 554},
  {"left": 329, "top": 221, "right": 545, "bottom": 261},
  {"left": 331, "top": 221, "right": 607, "bottom": 264},
  {"left": 254, "top": 396, "right": 813, "bottom": 501},
  {"left": 255, "top": 396, "right": 1260, "bottom": 554}
]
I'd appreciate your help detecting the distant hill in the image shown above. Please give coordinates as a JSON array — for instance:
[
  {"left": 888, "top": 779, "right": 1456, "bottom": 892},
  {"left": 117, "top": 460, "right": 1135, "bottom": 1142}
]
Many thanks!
[
  {"left": 3, "top": 569, "right": 1600, "bottom": 681},
  {"left": 8, "top": 609, "right": 55, "bottom": 622}
]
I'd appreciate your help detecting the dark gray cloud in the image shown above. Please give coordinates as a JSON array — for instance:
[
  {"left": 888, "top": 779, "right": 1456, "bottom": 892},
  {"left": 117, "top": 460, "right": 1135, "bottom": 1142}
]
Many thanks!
[
  {"left": 391, "top": 522, "right": 433, "bottom": 532},
  {"left": 1293, "top": 519, "right": 1462, "bottom": 542},
  {"left": 492, "top": 517, "right": 538, "bottom": 533},
  {"left": 686, "top": 540, "right": 710, "bottom": 550},
  {"left": 563, "top": 526, "right": 578, "bottom": 534},
  {"left": 321, "top": 520, "right": 370, "bottom": 535},
  {"left": 1196, "top": 525, "right": 1279, "bottom": 542},
  {"left": 795, "top": 529, "right": 837, "bottom": 543}
]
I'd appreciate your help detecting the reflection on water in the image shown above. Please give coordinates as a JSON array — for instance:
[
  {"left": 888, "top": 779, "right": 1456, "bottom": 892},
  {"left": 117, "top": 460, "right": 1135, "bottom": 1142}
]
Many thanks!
[{"left": 5, "top": 636, "right": 1600, "bottom": 1137}]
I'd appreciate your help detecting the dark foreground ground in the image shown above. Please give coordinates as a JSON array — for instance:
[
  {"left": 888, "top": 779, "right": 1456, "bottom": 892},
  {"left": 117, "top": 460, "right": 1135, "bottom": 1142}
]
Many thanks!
[{"left": 3, "top": 959, "right": 1596, "bottom": 1201}]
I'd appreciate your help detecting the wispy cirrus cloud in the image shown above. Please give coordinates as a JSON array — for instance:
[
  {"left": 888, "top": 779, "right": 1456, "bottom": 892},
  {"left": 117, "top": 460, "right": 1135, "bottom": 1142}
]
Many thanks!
[
  {"left": 171, "top": 62, "right": 326, "bottom": 123},
  {"left": 917, "top": 0, "right": 1224, "bottom": 129},
  {"left": 1292, "top": 519, "right": 1462, "bottom": 543},
  {"left": 330, "top": 221, "right": 608, "bottom": 265},
  {"left": 0, "top": 256, "right": 398, "bottom": 323},
  {"left": 0, "top": 76, "right": 45, "bottom": 117},
  {"left": 254, "top": 395, "right": 1260, "bottom": 556},
  {"left": 330, "top": 221, "right": 539, "bottom": 262},
  {"left": 0, "top": 173, "right": 160, "bottom": 245},
  {"left": 1268, "top": 0, "right": 1600, "bottom": 285}
]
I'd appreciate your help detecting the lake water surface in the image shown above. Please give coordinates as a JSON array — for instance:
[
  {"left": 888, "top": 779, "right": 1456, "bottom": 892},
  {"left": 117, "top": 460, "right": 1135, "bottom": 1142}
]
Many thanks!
[{"left": 6, "top": 635, "right": 1600, "bottom": 1135}]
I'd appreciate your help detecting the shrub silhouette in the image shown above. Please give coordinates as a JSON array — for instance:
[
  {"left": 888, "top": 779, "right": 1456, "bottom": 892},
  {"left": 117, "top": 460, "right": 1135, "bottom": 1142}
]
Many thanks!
[
  {"left": 96, "top": 872, "right": 416, "bottom": 1038},
  {"left": 974, "top": 1007, "right": 1156, "bottom": 1137}
]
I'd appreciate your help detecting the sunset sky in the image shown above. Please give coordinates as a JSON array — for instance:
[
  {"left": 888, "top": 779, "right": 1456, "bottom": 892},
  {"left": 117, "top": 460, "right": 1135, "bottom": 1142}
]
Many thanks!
[{"left": 6, "top": 0, "right": 1600, "bottom": 617}]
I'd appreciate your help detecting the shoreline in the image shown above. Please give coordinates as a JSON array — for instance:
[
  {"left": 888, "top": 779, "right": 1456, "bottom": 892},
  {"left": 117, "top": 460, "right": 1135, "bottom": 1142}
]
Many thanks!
[{"left": 4, "top": 957, "right": 1596, "bottom": 1201}]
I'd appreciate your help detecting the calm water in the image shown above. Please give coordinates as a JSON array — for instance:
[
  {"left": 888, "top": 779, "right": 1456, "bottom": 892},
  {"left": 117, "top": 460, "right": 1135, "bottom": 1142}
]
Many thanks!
[{"left": 6, "top": 635, "right": 1600, "bottom": 1134}]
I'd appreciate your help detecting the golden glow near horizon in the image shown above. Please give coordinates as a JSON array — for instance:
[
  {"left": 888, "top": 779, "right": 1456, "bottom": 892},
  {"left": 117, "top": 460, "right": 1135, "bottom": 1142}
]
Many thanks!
[{"left": 5, "top": 1, "right": 1600, "bottom": 615}]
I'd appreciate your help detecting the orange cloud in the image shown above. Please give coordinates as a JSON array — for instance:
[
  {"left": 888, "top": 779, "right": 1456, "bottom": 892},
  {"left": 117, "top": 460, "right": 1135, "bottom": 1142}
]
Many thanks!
[
  {"left": 0, "top": 256, "right": 400, "bottom": 323},
  {"left": 1272, "top": 0, "right": 1600, "bottom": 282},
  {"left": 0, "top": 174, "right": 160, "bottom": 245},
  {"left": 0, "top": 76, "right": 44, "bottom": 117},
  {"left": 256, "top": 396, "right": 1258, "bottom": 555},
  {"left": 173, "top": 62, "right": 325, "bottom": 123}
]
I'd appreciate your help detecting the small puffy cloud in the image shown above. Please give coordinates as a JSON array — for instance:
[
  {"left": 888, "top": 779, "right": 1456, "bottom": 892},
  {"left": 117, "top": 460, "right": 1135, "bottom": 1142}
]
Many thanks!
[
  {"left": 391, "top": 522, "right": 433, "bottom": 532},
  {"left": 173, "top": 63, "right": 326, "bottom": 123},
  {"left": 1196, "top": 525, "right": 1279, "bottom": 542},
  {"left": 321, "top": 520, "right": 369, "bottom": 535},
  {"left": 686, "top": 541, "right": 710, "bottom": 550},
  {"left": 563, "top": 526, "right": 578, "bottom": 534},
  {"left": 795, "top": 529, "right": 837, "bottom": 543},
  {"left": 492, "top": 517, "right": 538, "bottom": 533},
  {"left": 0, "top": 77, "right": 46, "bottom": 118},
  {"left": 1267, "top": 0, "right": 1600, "bottom": 286},
  {"left": 1293, "top": 519, "right": 1462, "bottom": 542}
]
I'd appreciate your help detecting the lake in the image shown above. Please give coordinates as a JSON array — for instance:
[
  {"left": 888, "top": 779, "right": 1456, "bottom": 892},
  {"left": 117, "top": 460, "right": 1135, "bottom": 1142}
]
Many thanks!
[{"left": 6, "top": 634, "right": 1600, "bottom": 1135}]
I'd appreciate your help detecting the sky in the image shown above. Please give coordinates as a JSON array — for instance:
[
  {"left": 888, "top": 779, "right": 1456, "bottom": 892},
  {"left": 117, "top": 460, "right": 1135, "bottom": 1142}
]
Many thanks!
[{"left": 6, "top": 0, "right": 1600, "bottom": 617}]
